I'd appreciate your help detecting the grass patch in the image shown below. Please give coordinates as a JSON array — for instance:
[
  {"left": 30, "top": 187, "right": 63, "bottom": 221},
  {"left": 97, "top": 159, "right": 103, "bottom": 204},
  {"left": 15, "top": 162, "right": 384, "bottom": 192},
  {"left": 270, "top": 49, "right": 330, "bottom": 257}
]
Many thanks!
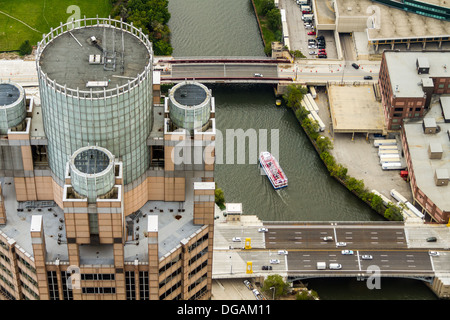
[{"left": 0, "top": 0, "right": 112, "bottom": 51}]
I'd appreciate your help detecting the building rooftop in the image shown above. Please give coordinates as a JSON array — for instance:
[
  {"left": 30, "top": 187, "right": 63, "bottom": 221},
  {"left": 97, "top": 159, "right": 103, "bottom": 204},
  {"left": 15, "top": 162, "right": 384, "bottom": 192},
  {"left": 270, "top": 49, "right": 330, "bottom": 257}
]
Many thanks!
[
  {"left": 0, "top": 174, "right": 203, "bottom": 263},
  {"left": 328, "top": 84, "right": 385, "bottom": 133},
  {"left": 0, "top": 83, "right": 20, "bottom": 106},
  {"left": 334, "top": 0, "right": 450, "bottom": 40},
  {"left": 38, "top": 26, "right": 151, "bottom": 91},
  {"left": 384, "top": 51, "right": 450, "bottom": 98},
  {"left": 403, "top": 103, "right": 450, "bottom": 212}
]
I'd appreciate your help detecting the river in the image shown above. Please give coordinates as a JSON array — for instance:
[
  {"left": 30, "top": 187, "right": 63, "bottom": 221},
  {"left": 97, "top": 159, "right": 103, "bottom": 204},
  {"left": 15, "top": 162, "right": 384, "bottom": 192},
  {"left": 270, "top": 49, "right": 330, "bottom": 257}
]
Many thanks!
[{"left": 167, "top": 0, "right": 438, "bottom": 300}]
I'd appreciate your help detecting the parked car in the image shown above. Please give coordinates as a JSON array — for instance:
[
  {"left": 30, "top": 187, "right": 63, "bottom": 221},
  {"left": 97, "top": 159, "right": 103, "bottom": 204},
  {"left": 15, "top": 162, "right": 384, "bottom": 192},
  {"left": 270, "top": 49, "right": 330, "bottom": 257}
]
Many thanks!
[
  {"left": 352, "top": 63, "right": 359, "bottom": 69},
  {"left": 309, "top": 51, "right": 316, "bottom": 55},
  {"left": 427, "top": 237, "right": 437, "bottom": 242},
  {"left": 317, "top": 35, "right": 324, "bottom": 40},
  {"left": 261, "top": 265, "right": 272, "bottom": 270},
  {"left": 318, "top": 54, "right": 327, "bottom": 59},
  {"left": 364, "top": 75, "right": 373, "bottom": 80},
  {"left": 232, "top": 237, "right": 241, "bottom": 242},
  {"left": 308, "top": 45, "right": 316, "bottom": 49},
  {"left": 308, "top": 31, "right": 316, "bottom": 35},
  {"left": 361, "top": 255, "right": 373, "bottom": 260},
  {"left": 317, "top": 44, "right": 326, "bottom": 49},
  {"left": 254, "top": 73, "right": 263, "bottom": 77},
  {"left": 258, "top": 227, "right": 268, "bottom": 233},
  {"left": 341, "top": 250, "right": 354, "bottom": 255},
  {"left": 270, "top": 259, "right": 280, "bottom": 264}
]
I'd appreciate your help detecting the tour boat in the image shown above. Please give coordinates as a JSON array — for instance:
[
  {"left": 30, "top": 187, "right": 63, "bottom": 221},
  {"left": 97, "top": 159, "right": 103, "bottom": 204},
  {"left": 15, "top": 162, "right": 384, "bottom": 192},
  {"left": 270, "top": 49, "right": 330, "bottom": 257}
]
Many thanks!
[{"left": 259, "top": 152, "right": 288, "bottom": 189}]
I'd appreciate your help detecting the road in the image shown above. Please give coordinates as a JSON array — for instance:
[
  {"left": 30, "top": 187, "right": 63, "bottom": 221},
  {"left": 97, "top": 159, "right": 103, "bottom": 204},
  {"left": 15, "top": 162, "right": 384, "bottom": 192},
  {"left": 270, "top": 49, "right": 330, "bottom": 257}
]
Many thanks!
[
  {"left": 170, "top": 63, "right": 279, "bottom": 79},
  {"left": 264, "top": 225, "right": 407, "bottom": 249},
  {"left": 212, "top": 221, "right": 449, "bottom": 279}
]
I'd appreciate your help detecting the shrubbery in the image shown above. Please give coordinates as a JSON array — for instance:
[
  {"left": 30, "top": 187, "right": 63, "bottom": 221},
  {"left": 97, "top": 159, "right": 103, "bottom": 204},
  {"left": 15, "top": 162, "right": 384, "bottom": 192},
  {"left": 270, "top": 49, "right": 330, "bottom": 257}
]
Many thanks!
[{"left": 110, "top": 0, "right": 173, "bottom": 55}]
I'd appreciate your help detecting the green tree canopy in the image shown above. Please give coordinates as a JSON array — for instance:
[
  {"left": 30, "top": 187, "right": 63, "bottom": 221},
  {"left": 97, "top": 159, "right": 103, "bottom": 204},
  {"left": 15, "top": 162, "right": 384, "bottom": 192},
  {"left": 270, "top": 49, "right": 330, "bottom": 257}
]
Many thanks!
[
  {"left": 262, "top": 274, "right": 289, "bottom": 299},
  {"left": 19, "top": 40, "right": 32, "bottom": 56}
]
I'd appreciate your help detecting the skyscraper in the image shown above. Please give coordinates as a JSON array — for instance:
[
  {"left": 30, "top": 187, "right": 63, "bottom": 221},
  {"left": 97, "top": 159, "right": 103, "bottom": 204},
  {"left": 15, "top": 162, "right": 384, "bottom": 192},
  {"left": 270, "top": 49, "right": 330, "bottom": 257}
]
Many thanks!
[{"left": 0, "top": 17, "right": 216, "bottom": 300}]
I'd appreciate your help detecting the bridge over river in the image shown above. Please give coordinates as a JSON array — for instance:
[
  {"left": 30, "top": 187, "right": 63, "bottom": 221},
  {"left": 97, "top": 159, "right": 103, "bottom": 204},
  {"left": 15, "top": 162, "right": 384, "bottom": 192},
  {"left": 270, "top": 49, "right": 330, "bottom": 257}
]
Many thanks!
[
  {"left": 155, "top": 56, "right": 380, "bottom": 86},
  {"left": 212, "top": 218, "right": 450, "bottom": 298}
]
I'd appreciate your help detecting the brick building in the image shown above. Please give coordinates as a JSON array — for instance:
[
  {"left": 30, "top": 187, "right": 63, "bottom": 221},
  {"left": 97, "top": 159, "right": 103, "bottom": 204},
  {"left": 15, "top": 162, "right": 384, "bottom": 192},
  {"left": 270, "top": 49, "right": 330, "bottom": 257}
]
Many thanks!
[{"left": 378, "top": 51, "right": 450, "bottom": 130}]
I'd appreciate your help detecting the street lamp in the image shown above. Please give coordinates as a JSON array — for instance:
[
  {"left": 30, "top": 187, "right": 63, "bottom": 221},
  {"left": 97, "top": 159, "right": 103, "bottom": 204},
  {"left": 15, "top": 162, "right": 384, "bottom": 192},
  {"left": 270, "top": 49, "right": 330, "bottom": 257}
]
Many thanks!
[{"left": 270, "top": 286, "right": 275, "bottom": 300}]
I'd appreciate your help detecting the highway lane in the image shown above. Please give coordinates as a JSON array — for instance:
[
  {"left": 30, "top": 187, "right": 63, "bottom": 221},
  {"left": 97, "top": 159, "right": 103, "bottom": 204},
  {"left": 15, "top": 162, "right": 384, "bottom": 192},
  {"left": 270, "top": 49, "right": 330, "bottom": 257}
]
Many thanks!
[
  {"left": 286, "top": 249, "right": 434, "bottom": 275},
  {"left": 264, "top": 225, "right": 407, "bottom": 250}
]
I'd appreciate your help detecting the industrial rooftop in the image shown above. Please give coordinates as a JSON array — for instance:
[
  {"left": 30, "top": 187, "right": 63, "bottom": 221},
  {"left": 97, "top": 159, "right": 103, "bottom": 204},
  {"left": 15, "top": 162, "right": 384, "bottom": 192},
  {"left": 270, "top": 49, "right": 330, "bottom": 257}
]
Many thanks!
[
  {"left": 384, "top": 51, "right": 450, "bottom": 98},
  {"left": 38, "top": 26, "right": 151, "bottom": 90},
  {"left": 403, "top": 103, "right": 450, "bottom": 213}
]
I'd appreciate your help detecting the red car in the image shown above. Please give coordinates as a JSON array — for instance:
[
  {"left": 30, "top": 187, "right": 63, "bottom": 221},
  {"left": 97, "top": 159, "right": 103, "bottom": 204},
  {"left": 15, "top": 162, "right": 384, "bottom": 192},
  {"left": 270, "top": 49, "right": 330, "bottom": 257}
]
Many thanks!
[
  {"left": 318, "top": 49, "right": 326, "bottom": 53},
  {"left": 308, "top": 31, "right": 316, "bottom": 35}
]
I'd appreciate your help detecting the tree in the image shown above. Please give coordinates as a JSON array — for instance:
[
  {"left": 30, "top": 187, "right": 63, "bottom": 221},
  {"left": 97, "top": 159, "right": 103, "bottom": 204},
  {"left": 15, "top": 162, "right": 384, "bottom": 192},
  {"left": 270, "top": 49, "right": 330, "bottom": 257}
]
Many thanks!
[
  {"left": 283, "top": 84, "right": 307, "bottom": 110},
  {"left": 316, "top": 136, "right": 333, "bottom": 153},
  {"left": 19, "top": 40, "right": 32, "bottom": 56},
  {"left": 215, "top": 186, "right": 225, "bottom": 209},
  {"left": 260, "top": 0, "right": 275, "bottom": 15},
  {"left": 345, "top": 177, "right": 366, "bottom": 196},
  {"left": 370, "top": 194, "right": 385, "bottom": 214},
  {"left": 262, "top": 274, "right": 289, "bottom": 299},
  {"left": 385, "top": 204, "right": 403, "bottom": 221},
  {"left": 266, "top": 8, "right": 281, "bottom": 30}
]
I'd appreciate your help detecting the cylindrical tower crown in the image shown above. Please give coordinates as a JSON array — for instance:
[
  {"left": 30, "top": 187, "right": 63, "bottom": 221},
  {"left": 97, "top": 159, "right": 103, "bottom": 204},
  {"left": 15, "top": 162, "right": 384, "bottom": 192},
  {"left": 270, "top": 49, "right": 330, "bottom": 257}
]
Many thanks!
[
  {"left": 36, "top": 18, "right": 153, "bottom": 185},
  {"left": 168, "top": 81, "right": 211, "bottom": 133},
  {"left": 69, "top": 146, "right": 116, "bottom": 202},
  {"left": 0, "top": 82, "right": 27, "bottom": 134}
]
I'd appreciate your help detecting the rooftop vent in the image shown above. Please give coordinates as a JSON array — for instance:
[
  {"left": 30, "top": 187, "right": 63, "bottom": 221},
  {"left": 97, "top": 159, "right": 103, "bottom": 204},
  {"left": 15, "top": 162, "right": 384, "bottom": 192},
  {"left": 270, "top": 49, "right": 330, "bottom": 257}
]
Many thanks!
[
  {"left": 434, "top": 168, "right": 449, "bottom": 186},
  {"left": 416, "top": 57, "right": 430, "bottom": 75},
  {"left": 428, "top": 143, "right": 443, "bottom": 159},
  {"left": 422, "top": 118, "right": 437, "bottom": 134}
]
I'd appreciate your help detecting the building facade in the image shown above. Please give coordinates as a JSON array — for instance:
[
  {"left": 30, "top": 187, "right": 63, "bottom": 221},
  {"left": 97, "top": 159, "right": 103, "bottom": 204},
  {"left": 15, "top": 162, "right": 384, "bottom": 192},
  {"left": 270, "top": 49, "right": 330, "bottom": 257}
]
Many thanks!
[
  {"left": 378, "top": 51, "right": 450, "bottom": 130},
  {"left": 0, "top": 18, "right": 216, "bottom": 300}
]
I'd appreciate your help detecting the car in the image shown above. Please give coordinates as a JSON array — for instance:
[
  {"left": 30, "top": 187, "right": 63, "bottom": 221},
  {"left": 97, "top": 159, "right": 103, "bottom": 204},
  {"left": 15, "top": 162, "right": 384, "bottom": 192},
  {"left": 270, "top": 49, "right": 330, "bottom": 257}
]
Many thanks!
[
  {"left": 426, "top": 237, "right": 437, "bottom": 242},
  {"left": 352, "top": 63, "right": 359, "bottom": 69},
  {"left": 317, "top": 45, "right": 326, "bottom": 49},
  {"left": 243, "top": 280, "right": 253, "bottom": 290},
  {"left": 321, "top": 236, "right": 333, "bottom": 241},
  {"left": 254, "top": 73, "right": 263, "bottom": 77},
  {"left": 318, "top": 55, "right": 327, "bottom": 59},
  {"left": 262, "top": 265, "right": 272, "bottom": 270},
  {"left": 258, "top": 227, "right": 268, "bottom": 233},
  {"left": 270, "top": 259, "right": 280, "bottom": 264},
  {"left": 341, "top": 250, "right": 354, "bottom": 255},
  {"left": 308, "top": 44, "right": 316, "bottom": 48},
  {"left": 317, "top": 35, "right": 324, "bottom": 40},
  {"left": 361, "top": 255, "right": 373, "bottom": 260},
  {"left": 232, "top": 237, "right": 241, "bottom": 242},
  {"left": 364, "top": 75, "right": 373, "bottom": 80},
  {"left": 308, "top": 31, "right": 316, "bottom": 35},
  {"left": 429, "top": 251, "right": 440, "bottom": 256},
  {"left": 336, "top": 242, "right": 347, "bottom": 247},
  {"left": 278, "top": 250, "right": 288, "bottom": 255},
  {"left": 309, "top": 51, "right": 316, "bottom": 55}
]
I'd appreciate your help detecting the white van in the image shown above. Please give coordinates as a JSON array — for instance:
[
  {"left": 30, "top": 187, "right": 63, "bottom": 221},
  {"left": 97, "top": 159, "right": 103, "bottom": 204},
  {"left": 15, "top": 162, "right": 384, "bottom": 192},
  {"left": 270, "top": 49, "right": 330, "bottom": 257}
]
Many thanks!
[
  {"left": 329, "top": 263, "right": 342, "bottom": 270},
  {"left": 316, "top": 262, "right": 326, "bottom": 270}
]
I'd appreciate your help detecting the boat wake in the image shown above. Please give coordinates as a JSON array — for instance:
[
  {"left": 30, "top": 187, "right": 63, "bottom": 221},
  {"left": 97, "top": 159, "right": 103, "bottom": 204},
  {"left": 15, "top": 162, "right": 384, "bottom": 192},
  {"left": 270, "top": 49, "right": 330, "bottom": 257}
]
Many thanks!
[{"left": 276, "top": 188, "right": 289, "bottom": 206}]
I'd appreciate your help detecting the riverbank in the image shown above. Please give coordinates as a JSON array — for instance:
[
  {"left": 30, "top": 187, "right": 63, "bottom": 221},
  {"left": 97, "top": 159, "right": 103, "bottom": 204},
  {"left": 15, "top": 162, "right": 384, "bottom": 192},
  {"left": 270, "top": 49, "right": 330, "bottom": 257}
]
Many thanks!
[{"left": 283, "top": 85, "right": 407, "bottom": 222}]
